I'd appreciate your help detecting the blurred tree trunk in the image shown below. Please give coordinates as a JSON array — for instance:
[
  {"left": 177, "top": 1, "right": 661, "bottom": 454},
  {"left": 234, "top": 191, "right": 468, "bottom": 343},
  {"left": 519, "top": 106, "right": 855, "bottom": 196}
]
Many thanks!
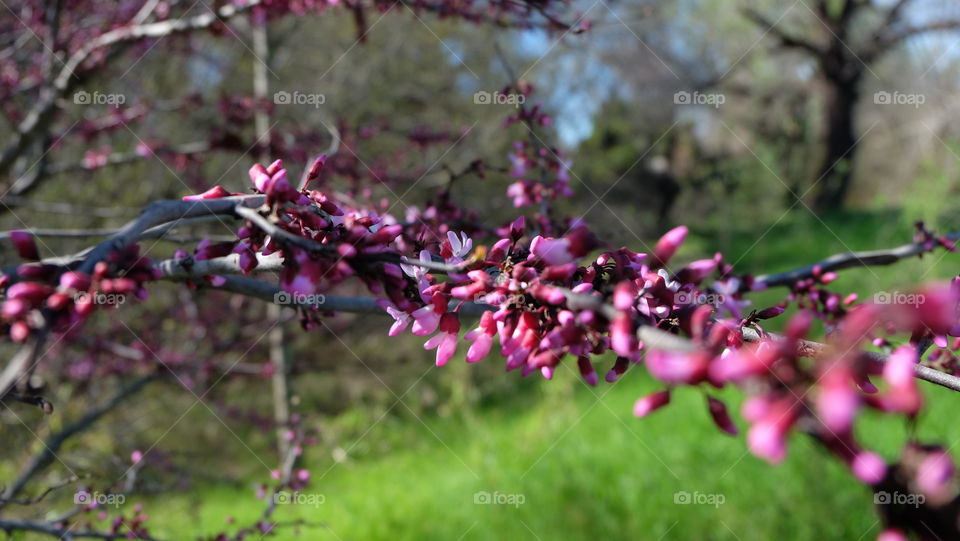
[
  {"left": 813, "top": 69, "right": 860, "bottom": 211},
  {"left": 745, "top": 0, "right": 960, "bottom": 212}
]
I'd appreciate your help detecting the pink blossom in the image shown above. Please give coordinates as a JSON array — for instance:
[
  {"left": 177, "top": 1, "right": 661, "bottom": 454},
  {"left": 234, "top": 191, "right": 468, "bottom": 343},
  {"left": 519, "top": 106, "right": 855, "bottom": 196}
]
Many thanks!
[
  {"left": 424, "top": 312, "right": 461, "bottom": 366},
  {"left": 652, "top": 225, "right": 687, "bottom": 267},
  {"left": 707, "top": 396, "right": 738, "bottom": 435},
  {"left": 529, "top": 235, "right": 573, "bottom": 265},
  {"left": 850, "top": 451, "right": 886, "bottom": 484},
  {"left": 633, "top": 390, "right": 671, "bottom": 417},
  {"left": 377, "top": 300, "right": 411, "bottom": 336},
  {"left": 464, "top": 311, "right": 496, "bottom": 363},
  {"left": 9, "top": 231, "right": 39, "bottom": 261}
]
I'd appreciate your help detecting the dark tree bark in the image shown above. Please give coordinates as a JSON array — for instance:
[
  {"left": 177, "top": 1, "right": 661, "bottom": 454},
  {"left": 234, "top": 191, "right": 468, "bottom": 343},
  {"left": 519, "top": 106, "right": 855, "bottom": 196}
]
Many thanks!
[{"left": 745, "top": 0, "right": 960, "bottom": 212}]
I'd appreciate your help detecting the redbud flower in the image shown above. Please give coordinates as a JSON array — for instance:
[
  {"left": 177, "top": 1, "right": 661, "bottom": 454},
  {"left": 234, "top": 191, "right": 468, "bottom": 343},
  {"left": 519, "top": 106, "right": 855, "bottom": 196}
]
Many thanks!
[
  {"left": 882, "top": 346, "right": 922, "bottom": 415},
  {"left": 182, "top": 185, "right": 235, "bottom": 201},
  {"left": 529, "top": 235, "right": 574, "bottom": 265},
  {"left": 850, "top": 451, "right": 886, "bottom": 484},
  {"left": 707, "top": 396, "right": 738, "bottom": 435},
  {"left": 876, "top": 529, "right": 908, "bottom": 541},
  {"left": 424, "top": 312, "right": 461, "bottom": 366},
  {"left": 633, "top": 390, "right": 670, "bottom": 417},
  {"left": 9, "top": 231, "right": 39, "bottom": 261},
  {"left": 652, "top": 226, "right": 687, "bottom": 267},
  {"left": 377, "top": 300, "right": 411, "bottom": 336},
  {"left": 464, "top": 311, "right": 496, "bottom": 363},
  {"left": 916, "top": 449, "right": 954, "bottom": 496}
]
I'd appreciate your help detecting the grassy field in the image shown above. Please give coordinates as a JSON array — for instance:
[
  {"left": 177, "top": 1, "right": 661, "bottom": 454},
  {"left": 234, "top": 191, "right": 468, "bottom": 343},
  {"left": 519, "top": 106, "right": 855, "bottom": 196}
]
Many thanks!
[{"left": 63, "top": 210, "right": 960, "bottom": 539}]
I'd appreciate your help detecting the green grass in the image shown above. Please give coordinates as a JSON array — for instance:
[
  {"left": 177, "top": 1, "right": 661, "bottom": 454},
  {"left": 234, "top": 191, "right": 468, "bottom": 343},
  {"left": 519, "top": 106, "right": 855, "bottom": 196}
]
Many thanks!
[{"left": 31, "top": 208, "right": 960, "bottom": 540}]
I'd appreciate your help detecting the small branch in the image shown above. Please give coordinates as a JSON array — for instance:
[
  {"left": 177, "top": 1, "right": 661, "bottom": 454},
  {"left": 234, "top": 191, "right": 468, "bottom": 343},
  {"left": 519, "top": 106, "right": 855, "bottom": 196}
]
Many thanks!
[
  {"left": 749, "top": 232, "right": 960, "bottom": 290},
  {"left": 0, "top": 374, "right": 158, "bottom": 508},
  {"left": 1, "top": 392, "right": 54, "bottom": 414},
  {"left": 0, "top": 519, "right": 162, "bottom": 540},
  {"left": 76, "top": 196, "right": 264, "bottom": 275},
  {"left": 233, "top": 205, "right": 473, "bottom": 273}
]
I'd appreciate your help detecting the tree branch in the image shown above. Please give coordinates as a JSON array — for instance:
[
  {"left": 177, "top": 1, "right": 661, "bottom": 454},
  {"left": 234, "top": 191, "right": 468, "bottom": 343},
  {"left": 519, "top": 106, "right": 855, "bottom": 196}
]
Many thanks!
[{"left": 748, "top": 232, "right": 960, "bottom": 290}]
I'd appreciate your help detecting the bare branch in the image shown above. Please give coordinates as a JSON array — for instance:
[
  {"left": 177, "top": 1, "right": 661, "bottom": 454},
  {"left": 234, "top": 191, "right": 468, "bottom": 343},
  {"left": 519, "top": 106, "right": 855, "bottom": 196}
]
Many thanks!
[
  {"left": 0, "top": 374, "right": 157, "bottom": 508},
  {"left": 749, "top": 232, "right": 960, "bottom": 290},
  {"left": 742, "top": 8, "right": 823, "bottom": 55}
]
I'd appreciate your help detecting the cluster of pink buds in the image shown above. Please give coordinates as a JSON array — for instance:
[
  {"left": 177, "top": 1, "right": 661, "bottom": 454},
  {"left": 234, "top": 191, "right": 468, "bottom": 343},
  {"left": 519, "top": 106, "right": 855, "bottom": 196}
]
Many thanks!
[{"left": 2, "top": 238, "right": 153, "bottom": 342}]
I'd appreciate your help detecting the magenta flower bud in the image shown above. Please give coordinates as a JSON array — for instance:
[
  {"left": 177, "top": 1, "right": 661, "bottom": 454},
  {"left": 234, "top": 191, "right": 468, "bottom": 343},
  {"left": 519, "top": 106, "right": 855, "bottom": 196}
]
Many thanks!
[
  {"left": 647, "top": 350, "right": 708, "bottom": 384},
  {"left": 530, "top": 235, "right": 574, "bottom": 265},
  {"left": 530, "top": 284, "right": 566, "bottom": 305},
  {"left": 266, "top": 159, "right": 284, "bottom": 175},
  {"left": 613, "top": 281, "right": 637, "bottom": 310},
  {"left": 877, "top": 529, "right": 908, "bottom": 541},
  {"left": 59, "top": 271, "right": 91, "bottom": 291},
  {"left": 303, "top": 155, "right": 327, "bottom": 188},
  {"left": 652, "top": 226, "right": 687, "bottom": 267},
  {"left": 9, "top": 231, "right": 39, "bottom": 261},
  {"left": 10, "top": 320, "right": 30, "bottom": 342},
  {"left": 609, "top": 313, "right": 637, "bottom": 357},
  {"left": 605, "top": 356, "right": 630, "bottom": 383},
  {"left": 541, "top": 263, "right": 577, "bottom": 282},
  {"left": 748, "top": 422, "right": 787, "bottom": 464},
  {"left": 370, "top": 224, "right": 403, "bottom": 245},
  {"left": 817, "top": 383, "right": 858, "bottom": 433},
  {"left": 337, "top": 243, "right": 357, "bottom": 258},
  {"left": 46, "top": 292, "right": 71, "bottom": 310},
  {"left": 633, "top": 390, "right": 671, "bottom": 418},
  {"left": 577, "top": 355, "right": 597, "bottom": 386},
  {"left": 754, "top": 305, "right": 785, "bottom": 320},
  {"left": 6, "top": 281, "right": 53, "bottom": 303},
  {"left": 917, "top": 449, "right": 954, "bottom": 495},
  {"left": 2, "top": 298, "right": 29, "bottom": 318},
  {"left": 264, "top": 168, "right": 298, "bottom": 203},
  {"left": 707, "top": 396, "right": 738, "bottom": 435},
  {"left": 182, "top": 185, "right": 233, "bottom": 201},
  {"left": 488, "top": 238, "right": 511, "bottom": 262},
  {"left": 850, "top": 451, "right": 886, "bottom": 485},
  {"left": 679, "top": 258, "right": 717, "bottom": 283}
]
